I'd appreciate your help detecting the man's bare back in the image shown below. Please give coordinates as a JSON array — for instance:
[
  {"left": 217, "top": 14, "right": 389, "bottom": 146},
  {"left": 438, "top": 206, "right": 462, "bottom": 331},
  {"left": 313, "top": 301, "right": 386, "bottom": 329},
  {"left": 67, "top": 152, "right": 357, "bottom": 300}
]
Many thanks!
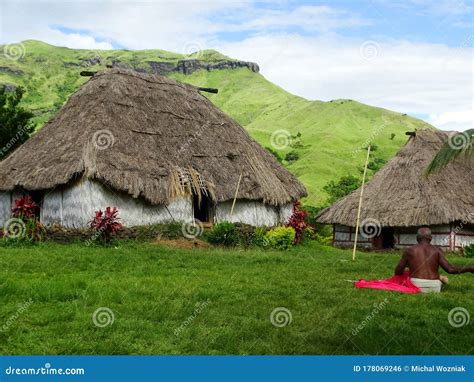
[{"left": 395, "top": 227, "right": 474, "bottom": 282}]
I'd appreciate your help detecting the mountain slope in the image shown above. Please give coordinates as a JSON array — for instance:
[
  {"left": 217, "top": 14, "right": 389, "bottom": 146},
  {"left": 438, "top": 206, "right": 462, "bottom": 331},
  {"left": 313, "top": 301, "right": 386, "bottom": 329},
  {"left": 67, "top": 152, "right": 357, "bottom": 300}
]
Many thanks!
[{"left": 0, "top": 40, "right": 433, "bottom": 205}]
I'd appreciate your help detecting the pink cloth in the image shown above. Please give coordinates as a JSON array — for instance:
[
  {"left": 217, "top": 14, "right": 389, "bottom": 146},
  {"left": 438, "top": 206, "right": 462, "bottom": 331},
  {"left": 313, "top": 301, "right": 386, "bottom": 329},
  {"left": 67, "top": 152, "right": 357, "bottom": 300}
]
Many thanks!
[{"left": 355, "top": 272, "right": 421, "bottom": 294}]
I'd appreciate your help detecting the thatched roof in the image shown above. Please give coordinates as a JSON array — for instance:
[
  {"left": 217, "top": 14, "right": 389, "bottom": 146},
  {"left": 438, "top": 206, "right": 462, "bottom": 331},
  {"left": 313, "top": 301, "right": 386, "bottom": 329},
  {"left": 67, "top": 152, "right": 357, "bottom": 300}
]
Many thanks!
[
  {"left": 317, "top": 129, "right": 473, "bottom": 227},
  {"left": 0, "top": 69, "right": 306, "bottom": 206}
]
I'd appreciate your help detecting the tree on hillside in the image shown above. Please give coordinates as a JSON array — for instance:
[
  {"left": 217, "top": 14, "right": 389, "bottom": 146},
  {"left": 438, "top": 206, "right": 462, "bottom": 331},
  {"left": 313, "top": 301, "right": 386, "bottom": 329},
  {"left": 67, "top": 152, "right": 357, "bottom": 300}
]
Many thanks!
[
  {"left": 425, "top": 129, "right": 473, "bottom": 175},
  {"left": 0, "top": 87, "right": 35, "bottom": 160},
  {"left": 358, "top": 146, "right": 386, "bottom": 175},
  {"left": 323, "top": 175, "right": 361, "bottom": 204}
]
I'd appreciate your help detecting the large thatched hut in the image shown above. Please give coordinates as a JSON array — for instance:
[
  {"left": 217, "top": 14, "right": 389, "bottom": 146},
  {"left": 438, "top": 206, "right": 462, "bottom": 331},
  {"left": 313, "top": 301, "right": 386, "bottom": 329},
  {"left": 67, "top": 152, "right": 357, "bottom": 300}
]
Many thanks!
[
  {"left": 317, "top": 129, "right": 473, "bottom": 251},
  {"left": 0, "top": 69, "right": 306, "bottom": 228}
]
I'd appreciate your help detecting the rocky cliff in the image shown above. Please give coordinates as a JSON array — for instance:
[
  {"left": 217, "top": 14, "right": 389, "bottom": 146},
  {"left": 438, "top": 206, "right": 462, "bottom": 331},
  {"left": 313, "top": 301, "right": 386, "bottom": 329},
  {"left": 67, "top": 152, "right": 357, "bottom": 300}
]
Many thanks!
[{"left": 113, "top": 58, "right": 259, "bottom": 75}]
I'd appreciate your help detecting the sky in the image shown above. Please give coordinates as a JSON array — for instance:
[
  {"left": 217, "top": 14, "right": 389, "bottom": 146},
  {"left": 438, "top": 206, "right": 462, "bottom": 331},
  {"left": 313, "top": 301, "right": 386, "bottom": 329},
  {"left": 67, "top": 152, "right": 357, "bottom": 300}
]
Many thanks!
[{"left": 0, "top": 0, "right": 472, "bottom": 131}]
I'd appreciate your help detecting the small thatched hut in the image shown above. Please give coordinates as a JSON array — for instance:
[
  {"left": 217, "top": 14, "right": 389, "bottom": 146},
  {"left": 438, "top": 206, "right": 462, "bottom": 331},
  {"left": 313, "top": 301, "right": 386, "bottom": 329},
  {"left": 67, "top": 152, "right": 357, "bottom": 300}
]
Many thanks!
[
  {"left": 317, "top": 129, "right": 473, "bottom": 251},
  {"left": 0, "top": 69, "right": 306, "bottom": 228}
]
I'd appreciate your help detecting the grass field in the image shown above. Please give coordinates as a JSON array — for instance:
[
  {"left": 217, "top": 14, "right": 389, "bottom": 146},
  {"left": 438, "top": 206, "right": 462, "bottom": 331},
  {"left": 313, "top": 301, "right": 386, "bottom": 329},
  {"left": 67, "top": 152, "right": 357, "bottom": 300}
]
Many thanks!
[{"left": 0, "top": 241, "right": 472, "bottom": 355}]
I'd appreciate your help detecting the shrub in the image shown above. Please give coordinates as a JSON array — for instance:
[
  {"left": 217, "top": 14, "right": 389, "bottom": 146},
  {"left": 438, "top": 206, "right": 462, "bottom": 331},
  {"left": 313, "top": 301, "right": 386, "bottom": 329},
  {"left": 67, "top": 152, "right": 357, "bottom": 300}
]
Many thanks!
[
  {"left": 314, "top": 233, "right": 333, "bottom": 246},
  {"left": 252, "top": 226, "right": 268, "bottom": 247},
  {"left": 12, "top": 196, "right": 38, "bottom": 219},
  {"left": 161, "top": 222, "right": 183, "bottom": 239},
  {"left": 323, "top": 175, "right": 361, "bottom": 204},
  {"left": 3, "top": 196, "right": 45, "bottom": 244},
  {"left": 205, "top": 221, "right": 239, "bottom": 246},
  {"left": 0, "top": 87, "right": 35, "bottom": 160},
  {"left": 302, "top": 226, "right": 317, "bottom": 241},
  {"left": 89, "top": 207, "right": 123, "bottom": 244},
  {"left": 286, "top": 201, "right": 307, "bottom": 244},
  {"left": 2, "top": 217, "right": 45, "bottom": 245},
  {"left": 464, "top": 244, "right": 474, "bottom": 258},
  {"left": 284, "top": 151, "right": 299, "bottom": 162},
  {"left": 24, "top": 218, "right": 46, "bottom": 242},
  {"left": 233, "top": 223, "right": 261, "bottom": 246},
  {"left": 303, "top": 205, "right": 327, "bottom": 226},
  {"left": 264, "top": 226, "right": 296, "bottom": 250}
]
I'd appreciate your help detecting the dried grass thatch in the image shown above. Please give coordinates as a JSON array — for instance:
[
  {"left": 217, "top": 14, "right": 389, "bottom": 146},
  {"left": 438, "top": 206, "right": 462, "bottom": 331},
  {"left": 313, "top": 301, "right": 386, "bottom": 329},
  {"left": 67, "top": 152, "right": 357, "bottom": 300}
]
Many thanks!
[
  {"left": 0, "top": 69, "right": 306, "bottom": 205},
  {"left": 317, "top": 129, "right": 474, "bottom": 227}
]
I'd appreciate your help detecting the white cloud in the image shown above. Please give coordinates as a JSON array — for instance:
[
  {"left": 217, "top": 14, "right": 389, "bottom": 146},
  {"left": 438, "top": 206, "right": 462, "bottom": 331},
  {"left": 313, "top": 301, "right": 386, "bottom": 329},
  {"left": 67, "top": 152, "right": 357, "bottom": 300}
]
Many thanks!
[
  {"left": 215, "top": 34, "right": 473, "bottom": 131},
  {"left": 428, "top": 110, "right": 473, "bottom": 131},
  {"left": 0, "top": 0, "right": 244, "bottom": 51},
  {"left": 232, "top": 5, "right": 371, "bottom": 32},
  {"left": 41, "top": 30, "right": 114, "bottom": 50}
]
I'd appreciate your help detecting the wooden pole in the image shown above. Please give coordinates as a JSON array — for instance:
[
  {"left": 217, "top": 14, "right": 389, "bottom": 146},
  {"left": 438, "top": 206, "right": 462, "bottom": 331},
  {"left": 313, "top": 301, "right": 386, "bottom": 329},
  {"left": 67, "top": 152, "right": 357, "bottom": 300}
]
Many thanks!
[
  {"left": 230, "top": 166, "right": 244, "bottom": 217},
  {"left": 352, "top": 145, "right": 371, "bottom": 261}
]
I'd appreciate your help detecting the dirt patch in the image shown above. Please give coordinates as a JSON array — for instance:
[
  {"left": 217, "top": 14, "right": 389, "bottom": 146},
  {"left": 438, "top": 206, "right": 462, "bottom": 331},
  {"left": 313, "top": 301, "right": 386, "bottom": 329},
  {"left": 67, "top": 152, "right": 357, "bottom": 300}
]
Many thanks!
[{"left": 154, "top": 237, "right": 212, "bottom": 250}]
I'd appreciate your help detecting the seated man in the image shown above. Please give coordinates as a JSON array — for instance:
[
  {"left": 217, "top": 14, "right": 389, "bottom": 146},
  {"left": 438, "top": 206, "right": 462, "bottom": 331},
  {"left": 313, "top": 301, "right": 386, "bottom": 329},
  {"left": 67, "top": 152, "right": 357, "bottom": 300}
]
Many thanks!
[{"left": 395, "top": 227, "right": 474, "bottom": 293}]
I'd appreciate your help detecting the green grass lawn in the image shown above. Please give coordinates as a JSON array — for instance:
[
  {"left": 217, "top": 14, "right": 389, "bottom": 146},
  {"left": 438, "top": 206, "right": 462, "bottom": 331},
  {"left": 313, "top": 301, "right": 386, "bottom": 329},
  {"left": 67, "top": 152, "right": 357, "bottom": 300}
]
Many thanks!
[{"left": 0, "top": 241, "right": 472, "bottom": 355}]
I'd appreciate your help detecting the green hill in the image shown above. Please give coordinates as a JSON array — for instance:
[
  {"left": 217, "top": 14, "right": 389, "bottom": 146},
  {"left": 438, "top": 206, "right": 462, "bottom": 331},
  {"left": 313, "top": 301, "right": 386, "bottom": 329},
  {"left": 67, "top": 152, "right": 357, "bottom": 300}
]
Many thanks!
[{"left": 0, "top": 40, "right": 433, "bottom": 205}]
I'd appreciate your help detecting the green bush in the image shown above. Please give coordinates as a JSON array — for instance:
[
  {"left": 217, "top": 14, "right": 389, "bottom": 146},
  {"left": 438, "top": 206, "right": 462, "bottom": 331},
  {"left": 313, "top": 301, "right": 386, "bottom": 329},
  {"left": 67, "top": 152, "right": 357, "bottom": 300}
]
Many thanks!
[
  {"left": 1, "top": 217, "right": 45, "bottom": 246},
  {"left": 252, "top": 227, "right": 268, "bottom": 247},
  {"left": 205, "top": 221, "right": 239, "bottom": 246},
  {"left": 161, "top": 223, "right": 183, "bottom": 239},
  {"left": 284, "top": 151, "right": 299, "bottom": 162},
  {"left": 233, "top": 223, "right": 261, "bottom": 246},
  {"left": 314, "top": 233, "right": 333, "bottom": 246},
  {"left": 264, "top": 226, "right": 296, "bottom": 250},
  {"left": 302, "top": 226, "right": 317, "bottom": 241},
  {"left": 464, "top": 244, "right": 474, "bottom": 258}
]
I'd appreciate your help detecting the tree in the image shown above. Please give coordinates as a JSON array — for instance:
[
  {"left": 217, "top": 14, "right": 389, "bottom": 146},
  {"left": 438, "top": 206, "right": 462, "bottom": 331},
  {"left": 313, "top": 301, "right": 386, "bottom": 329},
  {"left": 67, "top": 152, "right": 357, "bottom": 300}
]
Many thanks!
[
  {"left": 425, "top": 129, "right": 473, "bottom": 175},
  {"left": 367, "top": 157, "right": 386, "bottom": 172},
  {"left": 284, "top": 150, "right": 299, "bottom": 162},
  {"left": 0, "top": 87, "right": 35, "bottom": 159},
  {"left": 323, "top": 175, "right": 361, "bottom": 204}
]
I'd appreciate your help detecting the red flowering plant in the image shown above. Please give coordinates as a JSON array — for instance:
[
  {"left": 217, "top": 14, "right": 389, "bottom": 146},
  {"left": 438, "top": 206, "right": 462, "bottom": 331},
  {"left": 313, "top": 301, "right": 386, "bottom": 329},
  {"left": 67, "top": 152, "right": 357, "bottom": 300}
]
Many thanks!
[
  {"left": 12, "top": 196, "right": 39, "bottom": 219},
  {"left": 286, "top": 200, "right": 308, "bottom": 244},
  {"left": 6, "top": 196, "right": 45, "bottom": 242},
  {"left": 89, "top": 207, "right": 123, "bottom": 245}
]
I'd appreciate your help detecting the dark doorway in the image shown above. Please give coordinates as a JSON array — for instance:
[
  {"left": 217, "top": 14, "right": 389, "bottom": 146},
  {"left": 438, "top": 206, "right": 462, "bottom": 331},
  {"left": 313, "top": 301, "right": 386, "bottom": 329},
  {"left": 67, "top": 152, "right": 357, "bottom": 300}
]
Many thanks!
[
  {"left": 372, "top": 227, "right": 395, "bottom": 250},
  {"left": 29, "top": 191, "right": 43, "bottom": 219},
  {"left": 193, "top": 193, "right": 214, "bottom": 224},
  {"left": 381, "top": 227, "right": 395, "bottom": 249}
]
